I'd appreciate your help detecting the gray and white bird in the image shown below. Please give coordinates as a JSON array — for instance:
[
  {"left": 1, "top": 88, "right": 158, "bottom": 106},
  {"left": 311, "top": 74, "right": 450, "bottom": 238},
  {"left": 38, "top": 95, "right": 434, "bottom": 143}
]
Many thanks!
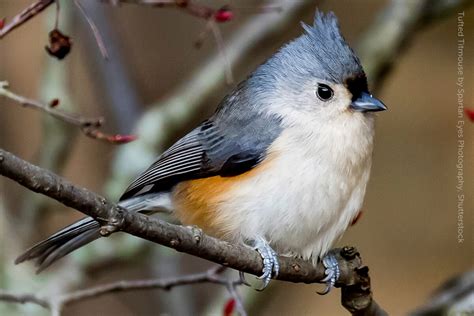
[{"left": 17, "top": 11, "right": 386, "bottom": 292}]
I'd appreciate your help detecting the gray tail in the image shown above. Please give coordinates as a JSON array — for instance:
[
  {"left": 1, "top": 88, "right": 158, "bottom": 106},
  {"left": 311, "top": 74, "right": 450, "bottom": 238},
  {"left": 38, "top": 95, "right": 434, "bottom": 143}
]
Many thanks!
[
  {"left": 15, "top": 193, "right": 171, "bottom": 273},
  {"left": 15, "top": 217, "right": 101, "bottom": 273}
]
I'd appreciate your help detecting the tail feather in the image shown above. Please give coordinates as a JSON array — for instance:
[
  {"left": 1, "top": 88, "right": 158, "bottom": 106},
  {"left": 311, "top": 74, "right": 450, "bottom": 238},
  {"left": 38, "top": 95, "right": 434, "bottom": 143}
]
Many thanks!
[
  {"left": 15, "top": 193, "right": 172, "bottom": 273},
  {"left": 37, "top": 228, "right": 101, "bottom": 273},
  {"left": 15, "top": 218, "right": 100, "bottom": 273}
]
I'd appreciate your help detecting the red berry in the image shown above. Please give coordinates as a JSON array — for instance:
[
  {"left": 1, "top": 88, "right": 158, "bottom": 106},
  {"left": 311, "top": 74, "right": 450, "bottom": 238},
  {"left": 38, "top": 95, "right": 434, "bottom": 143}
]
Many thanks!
[
  {"left": 214, "top": 9, "right": 234, "bottom": 23},
  {"left": 110, "top": 134, "right": 138, "bottom": 144},
  {"left": 223, "top": 298, "right": 236, "bottom": 316}
]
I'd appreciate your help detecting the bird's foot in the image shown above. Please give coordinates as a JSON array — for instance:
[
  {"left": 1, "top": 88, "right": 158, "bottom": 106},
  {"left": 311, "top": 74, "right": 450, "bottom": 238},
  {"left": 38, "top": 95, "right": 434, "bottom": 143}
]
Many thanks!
[
  {"left": 252, "top": 237, "right": 279, "bottom": 291},
  {"left": 317, "top": 251, "right": 340, "bottom": 295}
]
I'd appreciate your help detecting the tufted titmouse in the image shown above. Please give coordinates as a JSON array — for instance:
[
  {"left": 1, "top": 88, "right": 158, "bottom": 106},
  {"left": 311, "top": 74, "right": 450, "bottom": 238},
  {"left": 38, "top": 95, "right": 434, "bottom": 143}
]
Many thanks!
[{"left": 16, "top": 11, "right": 386, "bottom": 292}]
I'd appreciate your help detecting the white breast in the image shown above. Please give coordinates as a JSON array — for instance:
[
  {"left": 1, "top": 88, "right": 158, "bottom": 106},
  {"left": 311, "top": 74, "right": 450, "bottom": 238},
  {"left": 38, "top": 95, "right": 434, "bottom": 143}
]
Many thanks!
[{"left": 218, "top": 112, "right": 375, "bottom": 262}]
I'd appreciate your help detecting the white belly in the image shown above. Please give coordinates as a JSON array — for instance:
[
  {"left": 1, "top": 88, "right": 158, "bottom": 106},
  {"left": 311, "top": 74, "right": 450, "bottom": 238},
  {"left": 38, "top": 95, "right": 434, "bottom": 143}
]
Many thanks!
[{"left": 218, "top": 114, "right": 374, "bottom": 262}]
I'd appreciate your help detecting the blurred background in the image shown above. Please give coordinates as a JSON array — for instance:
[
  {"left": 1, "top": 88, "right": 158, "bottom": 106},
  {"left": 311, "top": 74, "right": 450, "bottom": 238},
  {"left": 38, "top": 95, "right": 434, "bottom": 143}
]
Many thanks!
[{"left": 0, "top": 0, "right": 473, "bottom": 315}]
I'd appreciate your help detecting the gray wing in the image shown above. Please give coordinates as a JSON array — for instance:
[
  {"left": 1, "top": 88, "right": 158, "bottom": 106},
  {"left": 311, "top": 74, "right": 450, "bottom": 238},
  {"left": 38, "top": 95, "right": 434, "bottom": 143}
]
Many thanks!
[
  {"left": 120, "top": 82, "right": 283, "bottom": 201},
  {"left": 120, "top": 127, "right": 205, "bottom": 199},
  {"left": 120, "top": 118, "right": 280, "bottom": 200}
]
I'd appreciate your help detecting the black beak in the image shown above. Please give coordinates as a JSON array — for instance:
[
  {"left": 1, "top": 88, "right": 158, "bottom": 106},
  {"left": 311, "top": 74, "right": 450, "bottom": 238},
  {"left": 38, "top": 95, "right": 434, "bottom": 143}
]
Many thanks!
[{"left": 350, "top": 92, "right": 387, "bottom": 112}]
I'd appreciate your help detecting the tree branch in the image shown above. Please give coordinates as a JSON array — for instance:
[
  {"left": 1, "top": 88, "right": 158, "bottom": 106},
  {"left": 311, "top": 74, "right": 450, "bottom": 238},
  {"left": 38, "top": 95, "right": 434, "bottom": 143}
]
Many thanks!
[
  {"left": 0, "top": 0, "right": 54, "bottom": 39},
  {"left": 0, "top": 81, "right": 135, "bottom": 144},
  {"left": 0, "top": 148, "right": 386, "bottom": 315}
]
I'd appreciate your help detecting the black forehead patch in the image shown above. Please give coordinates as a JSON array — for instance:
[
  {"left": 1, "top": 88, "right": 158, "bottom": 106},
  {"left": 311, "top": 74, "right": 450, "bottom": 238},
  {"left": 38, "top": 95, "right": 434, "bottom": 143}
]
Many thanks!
[{"left": 345, "top": 74, "right": 369, "bottom": 101}]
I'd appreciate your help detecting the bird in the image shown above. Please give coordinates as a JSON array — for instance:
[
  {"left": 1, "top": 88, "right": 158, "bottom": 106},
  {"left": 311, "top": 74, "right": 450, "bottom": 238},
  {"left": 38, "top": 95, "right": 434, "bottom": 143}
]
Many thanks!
[{"left": 16, "top": 10, "right": 386, "bottom": 292}]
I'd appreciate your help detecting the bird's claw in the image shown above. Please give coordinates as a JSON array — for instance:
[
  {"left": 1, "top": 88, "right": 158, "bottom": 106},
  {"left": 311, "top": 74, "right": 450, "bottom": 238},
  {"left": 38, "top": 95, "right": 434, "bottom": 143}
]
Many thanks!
[
  {"left": 253, "top": 237, "right": 279, "bottom": 291},
  {"left": 317, "top": 252, "right": 340, "bottom": 295},
  {"left": 239, "top": 271, "right": 251, "bottom": 286}
]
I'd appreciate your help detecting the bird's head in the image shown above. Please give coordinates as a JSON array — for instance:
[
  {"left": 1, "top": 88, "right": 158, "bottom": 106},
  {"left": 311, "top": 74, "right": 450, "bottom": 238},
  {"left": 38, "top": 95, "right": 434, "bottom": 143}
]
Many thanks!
[{"left": 249, "top": 11, "right": 386, "bottom": 124}]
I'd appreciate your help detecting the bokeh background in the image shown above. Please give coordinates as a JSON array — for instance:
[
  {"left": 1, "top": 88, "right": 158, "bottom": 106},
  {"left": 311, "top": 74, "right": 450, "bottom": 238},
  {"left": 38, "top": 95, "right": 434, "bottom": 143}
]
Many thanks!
[{"left": 1, "top": 0, "right": 473, "bottom": 315}]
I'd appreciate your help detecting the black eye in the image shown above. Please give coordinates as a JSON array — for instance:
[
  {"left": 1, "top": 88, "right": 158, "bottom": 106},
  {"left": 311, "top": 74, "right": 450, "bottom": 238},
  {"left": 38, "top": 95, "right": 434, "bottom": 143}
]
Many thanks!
[{"left": 316, "top": 84, "right": 334, "bottom": 101}]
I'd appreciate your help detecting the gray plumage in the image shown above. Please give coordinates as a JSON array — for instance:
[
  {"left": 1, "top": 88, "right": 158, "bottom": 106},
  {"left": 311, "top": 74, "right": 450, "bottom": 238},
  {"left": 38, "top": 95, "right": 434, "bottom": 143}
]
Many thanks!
[{"left": 249, "top": 11, "right": 365, "bottom": 92}]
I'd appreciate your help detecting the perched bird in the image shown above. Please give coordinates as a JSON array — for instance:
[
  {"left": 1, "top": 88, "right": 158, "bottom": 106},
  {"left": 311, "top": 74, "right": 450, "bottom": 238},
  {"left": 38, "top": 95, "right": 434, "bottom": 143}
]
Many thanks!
[{"left": 16, "top": 11, "right": 386, "bottom": 292}]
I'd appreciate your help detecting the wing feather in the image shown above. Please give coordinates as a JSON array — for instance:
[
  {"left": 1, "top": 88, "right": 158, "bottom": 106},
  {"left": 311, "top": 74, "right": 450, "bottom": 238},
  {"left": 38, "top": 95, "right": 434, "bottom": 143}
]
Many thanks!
[
  {"left": 120, "top": 91, "right": 283, "bottom": 201},
  {"left": 120, "top": 127, "right": 207, "bottom": 199}
]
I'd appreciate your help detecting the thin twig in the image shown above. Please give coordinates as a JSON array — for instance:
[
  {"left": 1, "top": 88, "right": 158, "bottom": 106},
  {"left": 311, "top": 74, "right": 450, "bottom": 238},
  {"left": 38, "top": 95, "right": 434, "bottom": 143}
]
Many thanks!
[
  {"left": 0, "top": 81, "right": 135, "bottom": 144},
  {"left": 0, "top": 0, "right": 55, "bottom": 39},
  {"left": 227, "top": 283, "right": 247, "bottom": 316},
  {"left": 0, "top": 81, "right": 102, "bottom": 126},
  {"left": 74, "top": 0, "right": 110, "bottom": 60},
  {"left": 0, "top": 291, "right": 50, "bottom": 309},
  {"left": 0, "top": 266, "right": 248, "bottom": 315},
  {"left": 115, "top": 0, "right": 214, "bottom": 18},
  {"left": 194, "top": 19, "right": 232, "bottom": 85},
  {"left": 231, "top": 5, "right": 282, "bottom": 14},
  {"left": 208, "top": 20, "right": 233, "bottom": 84},
  {"left": 54, "top": 0, "right": 60, "bottom": 29},
  {"left": 194, "top": 19, "right": 213, "bottom": 47},
  {"left": 57, "top": 266, "right": 233, "bottom": 306}
]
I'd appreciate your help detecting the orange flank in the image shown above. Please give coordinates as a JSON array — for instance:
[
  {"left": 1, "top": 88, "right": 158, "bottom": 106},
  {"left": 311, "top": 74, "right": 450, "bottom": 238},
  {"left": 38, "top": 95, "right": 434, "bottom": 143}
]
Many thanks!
[{"left": 172, "top": 154, "right": 276, "bottom": 240}]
